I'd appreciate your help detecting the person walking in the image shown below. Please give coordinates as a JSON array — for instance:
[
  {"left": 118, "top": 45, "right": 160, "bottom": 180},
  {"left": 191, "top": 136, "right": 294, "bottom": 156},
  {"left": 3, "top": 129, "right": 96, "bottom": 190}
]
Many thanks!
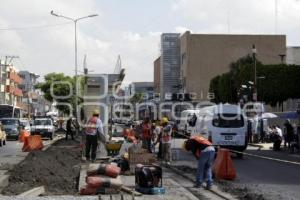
[
  {"left": 259, "top": 119, "right": 265, "bottom": 143},
  {"left": 284, "top": 119, "right": 294, "bottom": 149},
  {"left": 183, "top": 135, "right": 215, "bottom": 189},
  {"left": 272, "top": 125, "right": 282, "bottom": 151},
  {"left": 66, "top": 118, "right": 75, "bottom": 140},
  {"left": 160, "top": 117, "right": 172, "bottom": 167},
  {"left": 84, "top": 110, "right": 104, "bottom": 162},
  {"left": 141, "top": 117, "right": 152, "bottom": 153}
]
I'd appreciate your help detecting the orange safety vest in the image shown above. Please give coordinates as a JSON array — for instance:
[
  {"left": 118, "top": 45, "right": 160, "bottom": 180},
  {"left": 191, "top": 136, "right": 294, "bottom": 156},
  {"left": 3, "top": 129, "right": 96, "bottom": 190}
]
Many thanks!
[
  {"left": 85, "top": 117, "right": 98, "bottom": 135},
  {"left": 191, "top": 136, "right": 212, "bottom": 158},
  {"left": 162, "top": 125, "right": 172, "bottom": 143},
  {"left": 142, "top": 123, "right": 152, "bottom": 139}
]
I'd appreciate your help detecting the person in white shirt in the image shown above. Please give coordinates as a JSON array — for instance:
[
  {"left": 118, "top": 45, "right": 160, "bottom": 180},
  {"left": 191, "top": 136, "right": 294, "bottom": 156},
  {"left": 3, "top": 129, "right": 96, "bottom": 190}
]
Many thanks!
[
  {"left": 84, "top": 109, "right": 104, "bottom": 162},
  {"left": 273, "top": 125, "right": 282, "bottom": 151}
]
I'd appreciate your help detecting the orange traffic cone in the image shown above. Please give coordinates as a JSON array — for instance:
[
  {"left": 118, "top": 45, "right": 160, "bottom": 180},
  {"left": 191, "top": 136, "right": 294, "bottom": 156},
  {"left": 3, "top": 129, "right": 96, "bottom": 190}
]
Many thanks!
[
  {"left": 22, "top": 135, "right": 44, "bottom": 152},
  {"left": 213, "top": 148, "right": 236, "bottom": 180}
]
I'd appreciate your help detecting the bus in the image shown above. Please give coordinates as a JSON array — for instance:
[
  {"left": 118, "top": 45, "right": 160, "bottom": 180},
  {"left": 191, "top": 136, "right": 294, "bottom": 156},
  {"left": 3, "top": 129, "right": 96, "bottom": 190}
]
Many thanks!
[{"left": 0, "top": 104, "right": 23, "bottom": 118}]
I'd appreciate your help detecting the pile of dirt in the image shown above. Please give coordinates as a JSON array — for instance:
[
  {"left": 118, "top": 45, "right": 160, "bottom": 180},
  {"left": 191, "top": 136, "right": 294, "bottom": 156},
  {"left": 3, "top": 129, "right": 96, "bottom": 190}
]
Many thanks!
[{"left": 2, "top": 139, "right": 81, "bottom": 196}]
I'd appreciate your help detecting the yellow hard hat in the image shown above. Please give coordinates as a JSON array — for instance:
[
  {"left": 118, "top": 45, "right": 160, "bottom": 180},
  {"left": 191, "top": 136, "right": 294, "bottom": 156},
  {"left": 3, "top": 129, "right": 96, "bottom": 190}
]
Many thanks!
[
  {"left": 161, "top": 117, "right": 169, "bottom": 124},
  {"left": 93, "top": 109, "right": 100, "bottom": 115}
]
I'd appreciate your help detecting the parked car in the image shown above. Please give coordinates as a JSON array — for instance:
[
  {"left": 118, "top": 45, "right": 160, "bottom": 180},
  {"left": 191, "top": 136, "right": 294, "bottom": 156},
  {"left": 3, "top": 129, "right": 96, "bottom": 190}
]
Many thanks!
[
  {"left": 31, "top": 117, "right": 55, "bottom": 140},
  {"left": 0, "top": 118, "right": 21, "bottom": 140},
  {"left": 0, "top": 122, "right": 6, "bottom": 146},
  {"left": 19, "top": 118, "right": 31, "bottom": 132}
]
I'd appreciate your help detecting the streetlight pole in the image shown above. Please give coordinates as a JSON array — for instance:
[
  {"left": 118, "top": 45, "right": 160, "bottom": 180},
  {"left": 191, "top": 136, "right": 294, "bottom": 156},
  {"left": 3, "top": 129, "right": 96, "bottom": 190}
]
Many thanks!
[
  {"left": 50, "top": 11, "right": 98, "bottom": 135},
  {"left": 252, "top": 45, "right": 257, "bottom": 102}
]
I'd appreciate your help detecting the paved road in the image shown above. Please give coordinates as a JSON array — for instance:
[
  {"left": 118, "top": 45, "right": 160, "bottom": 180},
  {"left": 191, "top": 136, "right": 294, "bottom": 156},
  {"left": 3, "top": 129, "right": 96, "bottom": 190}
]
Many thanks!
[
  {"left": 232, "top": 145, "right": 300, "bottom": 200},
  {"left": 170, "top": 139, "right": 300, "bottom": 200}
]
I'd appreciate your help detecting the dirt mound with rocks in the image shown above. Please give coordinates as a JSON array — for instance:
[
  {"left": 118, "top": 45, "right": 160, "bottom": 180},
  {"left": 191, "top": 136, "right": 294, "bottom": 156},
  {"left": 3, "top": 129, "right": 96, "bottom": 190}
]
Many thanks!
[{"left": 2, "top": 139, "right": 81, "bottom": 196}]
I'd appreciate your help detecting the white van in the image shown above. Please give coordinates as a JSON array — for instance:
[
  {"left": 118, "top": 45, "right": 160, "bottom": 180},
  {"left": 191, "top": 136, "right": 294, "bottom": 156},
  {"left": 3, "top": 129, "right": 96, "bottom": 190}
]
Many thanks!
[{"left": 187, "top": 104, "right": 247, "bottom": 157}]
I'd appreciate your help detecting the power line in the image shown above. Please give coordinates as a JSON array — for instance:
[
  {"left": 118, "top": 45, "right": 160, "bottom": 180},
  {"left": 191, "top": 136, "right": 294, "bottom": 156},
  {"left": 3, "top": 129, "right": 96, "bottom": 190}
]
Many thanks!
[{"left": 0, "top": 22, "right": 72, "bottom": 31}]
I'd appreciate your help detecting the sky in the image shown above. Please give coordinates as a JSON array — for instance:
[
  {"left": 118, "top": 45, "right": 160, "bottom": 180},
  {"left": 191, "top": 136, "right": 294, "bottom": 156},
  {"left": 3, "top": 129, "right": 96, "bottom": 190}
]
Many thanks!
[{"left": 1, "top": 0, "right": 300, "bottom": 86}]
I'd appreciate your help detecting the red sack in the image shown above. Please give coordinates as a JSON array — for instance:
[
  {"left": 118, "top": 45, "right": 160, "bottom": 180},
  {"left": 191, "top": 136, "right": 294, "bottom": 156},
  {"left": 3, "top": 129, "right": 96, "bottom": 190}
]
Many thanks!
[
  {"left": 86, "top": 176, "right": 108, "bottom": 188},
  {"left": 80, "top": 185, "right": 97, "bottom": 195}
]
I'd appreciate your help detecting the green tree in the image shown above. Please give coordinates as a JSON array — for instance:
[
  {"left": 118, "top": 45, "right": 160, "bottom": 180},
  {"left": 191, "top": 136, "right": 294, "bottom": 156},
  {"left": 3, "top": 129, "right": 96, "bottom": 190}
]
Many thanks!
[
  {"left": 36, "top": 73, "right": 82, "bottom": 115},
  {"left": 209, "top": 56, "right": 300, "bottom": 107}
]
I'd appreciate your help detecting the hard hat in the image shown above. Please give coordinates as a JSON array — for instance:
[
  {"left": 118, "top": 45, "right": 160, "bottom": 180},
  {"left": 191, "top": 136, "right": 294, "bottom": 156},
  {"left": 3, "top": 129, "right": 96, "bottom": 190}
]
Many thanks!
[
  {"left": 161, "top": 117, "right": 169, "bottom": 124},
  {"left": 93, "top": 109, "right": 100, "bottom": 115}
]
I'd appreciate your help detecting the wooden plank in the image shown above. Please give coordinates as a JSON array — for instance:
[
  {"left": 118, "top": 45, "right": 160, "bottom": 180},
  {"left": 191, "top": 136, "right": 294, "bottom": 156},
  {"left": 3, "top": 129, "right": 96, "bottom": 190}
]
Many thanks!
[
  {"left": 121, "top": 186, "right": 142, "bottom": 197},
  {"left": 18, "top": 186, "right": 45, "bottom": 197}
]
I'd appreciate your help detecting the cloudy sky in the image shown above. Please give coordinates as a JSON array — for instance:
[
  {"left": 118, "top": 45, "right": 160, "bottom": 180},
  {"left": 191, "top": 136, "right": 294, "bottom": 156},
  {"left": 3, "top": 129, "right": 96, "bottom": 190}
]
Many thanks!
[{"left": 1, "top": 0, "right": 300, "bottom": 85}]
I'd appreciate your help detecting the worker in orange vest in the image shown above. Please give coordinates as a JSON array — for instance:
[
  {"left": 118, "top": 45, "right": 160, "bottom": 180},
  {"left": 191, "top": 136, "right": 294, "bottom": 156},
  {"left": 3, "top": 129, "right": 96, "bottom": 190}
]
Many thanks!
[
  {"left": 183, "top": 136, "right": 215, "bottom": 189},
  {"left": 141, "top": 117, "right": 152, "bottom": 153},
  {"left": 160, "top": 117, "right": 172, "bottom": 167},
  {"left": 85, "top": 110, "right": 104, "bottom": 162}
]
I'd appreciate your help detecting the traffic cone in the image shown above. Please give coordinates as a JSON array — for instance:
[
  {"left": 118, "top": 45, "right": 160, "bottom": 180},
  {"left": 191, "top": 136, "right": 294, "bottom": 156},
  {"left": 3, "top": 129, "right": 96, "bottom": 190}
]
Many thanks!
[{"left": 213, "top": 148, "right": 236, "bottom": 180}]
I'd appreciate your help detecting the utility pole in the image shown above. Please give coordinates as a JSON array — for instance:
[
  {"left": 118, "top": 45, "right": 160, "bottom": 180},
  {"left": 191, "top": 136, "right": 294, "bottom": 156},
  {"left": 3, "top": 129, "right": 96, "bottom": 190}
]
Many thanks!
[{"left": 252, "top": 45, "right": 257, "bottom": 102}]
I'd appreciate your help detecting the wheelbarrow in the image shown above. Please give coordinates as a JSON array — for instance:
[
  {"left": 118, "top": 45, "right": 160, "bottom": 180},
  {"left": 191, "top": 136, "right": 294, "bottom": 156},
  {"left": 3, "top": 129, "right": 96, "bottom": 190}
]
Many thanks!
[{"left": 105, "top": 141, "right": 123, "bottom": 157}]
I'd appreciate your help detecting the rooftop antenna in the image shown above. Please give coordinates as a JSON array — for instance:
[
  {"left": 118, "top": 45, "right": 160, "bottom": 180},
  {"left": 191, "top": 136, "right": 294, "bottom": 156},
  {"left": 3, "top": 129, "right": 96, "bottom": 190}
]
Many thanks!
[{"left": 114, "top": 55, "right": 122, "bottom": 74}]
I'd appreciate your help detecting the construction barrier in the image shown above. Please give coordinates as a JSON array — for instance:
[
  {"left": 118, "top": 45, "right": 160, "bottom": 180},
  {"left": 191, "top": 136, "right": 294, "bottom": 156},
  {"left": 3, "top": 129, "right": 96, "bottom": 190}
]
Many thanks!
[
  {"left": 19, "top": 130, "right": 30, "bottom": 143},
  {"left": 213, "top": 148, "right": 236, "bottom": 180},
  {"left": 87, "top": 164, "right": 121, "bottom": 178},
  {"left": 22, "top": 135, "right": 44, "bottom": 152}
]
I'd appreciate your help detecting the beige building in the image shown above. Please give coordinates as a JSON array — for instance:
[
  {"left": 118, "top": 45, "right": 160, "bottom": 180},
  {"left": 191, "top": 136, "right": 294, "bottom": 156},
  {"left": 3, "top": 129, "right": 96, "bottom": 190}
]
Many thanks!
[
  {"left": 154, "top": 57, "right": 160, "bottom": 93},
  {"left": 180, "top": 31, "right": 286, "bottom": 101}
]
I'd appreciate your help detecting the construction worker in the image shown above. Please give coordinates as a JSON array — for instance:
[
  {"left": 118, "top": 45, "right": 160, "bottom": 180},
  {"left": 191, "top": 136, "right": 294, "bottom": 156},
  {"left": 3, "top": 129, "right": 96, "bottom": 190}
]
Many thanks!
[
  {"left": 141, "top": 117, "right": 153, "bottom": 153},
  {"left": 66, "top": 117, "right": 76, "bottom": 140},
  {"left": 160, "top": 117, "right": 172, "bottom": 167},
  {"left": 183, "top": 136, "right": 215, "bottom": 189},
  {"left": 84, "top": 110, "right": 104, "bottom": 162}
]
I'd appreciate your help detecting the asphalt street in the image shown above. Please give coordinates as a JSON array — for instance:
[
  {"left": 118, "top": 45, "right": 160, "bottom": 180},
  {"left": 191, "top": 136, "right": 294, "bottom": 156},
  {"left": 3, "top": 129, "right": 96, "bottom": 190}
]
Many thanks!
[{"left": 232, "top": 146, "right": 300, "bottom": 200}]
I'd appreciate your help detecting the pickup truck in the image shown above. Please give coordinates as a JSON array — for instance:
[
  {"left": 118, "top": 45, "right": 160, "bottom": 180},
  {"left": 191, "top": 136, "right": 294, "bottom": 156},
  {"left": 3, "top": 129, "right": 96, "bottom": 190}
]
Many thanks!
[{"left": 31, "top": 117, "right": 55, "bottom": 140}]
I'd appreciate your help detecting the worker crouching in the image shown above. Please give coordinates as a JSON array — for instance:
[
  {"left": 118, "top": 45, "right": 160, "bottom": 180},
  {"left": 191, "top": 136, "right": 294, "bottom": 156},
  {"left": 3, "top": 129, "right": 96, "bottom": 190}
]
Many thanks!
[{"left": 183, "top": 136, "right": 215, "bottom": 189}]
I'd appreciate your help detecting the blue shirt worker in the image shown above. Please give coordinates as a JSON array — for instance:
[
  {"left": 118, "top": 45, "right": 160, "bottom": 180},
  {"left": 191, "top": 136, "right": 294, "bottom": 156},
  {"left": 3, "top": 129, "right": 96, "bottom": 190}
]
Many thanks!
[
  {"left": 183, "top": 136, "right": 215, "bottom": 189},
  {"left": 85, "top": 109, "right": 104, "bottom": 162}
]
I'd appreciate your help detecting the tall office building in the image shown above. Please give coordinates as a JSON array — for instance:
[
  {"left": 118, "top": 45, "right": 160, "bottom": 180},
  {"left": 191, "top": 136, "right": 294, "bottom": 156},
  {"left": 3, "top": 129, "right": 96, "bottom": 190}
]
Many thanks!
[{"left": 160, "top": 33, "right": 181, "bottom": 101}]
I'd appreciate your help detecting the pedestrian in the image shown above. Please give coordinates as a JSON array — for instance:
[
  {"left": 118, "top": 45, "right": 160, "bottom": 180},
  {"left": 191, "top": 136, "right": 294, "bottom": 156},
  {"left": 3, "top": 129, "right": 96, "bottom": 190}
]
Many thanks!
[
  {"left": 272, "top": 125, "right": 282, "bottom": 151},
  {"left": 152, "top": 121, "right": 161, "bottom": 153},
  {"left": 84, "top": 109, "right": 104, "bottom": 162},
  {"left": 66, "top": 117, "right": 75, "bottom": 140},
  {"left": 183, "top": 135, "right": 215, "bottom": 189},
  {"left": 247, "top": 119, "right": 253, "bottom": 143},
  {"left": 284, "top": 119, "right": 294, "bottom": 149},
  {"left": 160, "top": 117, "right": 172, "bottom": 167},
  {"left": 259, "top": 119, "right": 265, "bottom": 143},
  {"left": 141, "top": 117, "right": 153, "bottom": 153}
]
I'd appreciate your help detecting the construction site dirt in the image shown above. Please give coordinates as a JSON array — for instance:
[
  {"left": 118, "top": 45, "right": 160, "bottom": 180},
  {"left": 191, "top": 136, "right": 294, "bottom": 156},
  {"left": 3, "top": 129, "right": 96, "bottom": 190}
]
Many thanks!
[{"left": 1, "top": 139, "right": 81, "bottom": 196}]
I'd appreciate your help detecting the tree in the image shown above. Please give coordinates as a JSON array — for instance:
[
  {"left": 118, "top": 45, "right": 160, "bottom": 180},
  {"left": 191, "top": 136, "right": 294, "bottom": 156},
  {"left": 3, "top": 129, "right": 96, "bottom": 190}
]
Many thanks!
[
  {"left": 209, "top": 56, "right": 300, "bottom": 107},
  {"left": 36, "top": 73, "right": 81, "bottom": 115},
  {"left": 129, "top": 93, "right": 144, "bottom": 105}
]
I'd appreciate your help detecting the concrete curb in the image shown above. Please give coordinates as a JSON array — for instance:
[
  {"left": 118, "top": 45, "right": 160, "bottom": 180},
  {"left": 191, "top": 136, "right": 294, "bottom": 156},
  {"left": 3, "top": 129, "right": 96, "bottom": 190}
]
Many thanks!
[{"left": 18, "top": 186, "right": 45, "bottom": 197}]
